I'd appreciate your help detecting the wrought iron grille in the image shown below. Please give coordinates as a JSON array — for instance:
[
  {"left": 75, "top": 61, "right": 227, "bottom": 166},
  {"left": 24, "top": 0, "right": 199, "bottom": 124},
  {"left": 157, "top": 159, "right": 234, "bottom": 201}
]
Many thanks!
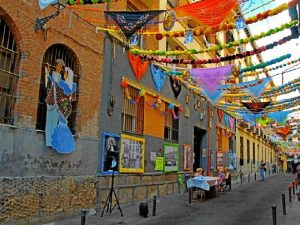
[
  {"left": 122, "top": 86, "right": 144, "bottom": 135},
  {"left": 36, "top": 44, "right": 79, "bottom": 134},
  {"left": 0, "top": 17, "right": 20, "bottom": 125}
]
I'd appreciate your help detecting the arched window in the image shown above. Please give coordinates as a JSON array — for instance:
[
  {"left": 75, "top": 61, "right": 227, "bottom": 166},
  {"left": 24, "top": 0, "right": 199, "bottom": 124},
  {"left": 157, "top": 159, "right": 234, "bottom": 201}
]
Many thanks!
[
  {"left": 0, "top": 17, "right": 20, "bottom": 125},
  {"left": 36, "top": 44, "right": 79, "bottom": 134}
]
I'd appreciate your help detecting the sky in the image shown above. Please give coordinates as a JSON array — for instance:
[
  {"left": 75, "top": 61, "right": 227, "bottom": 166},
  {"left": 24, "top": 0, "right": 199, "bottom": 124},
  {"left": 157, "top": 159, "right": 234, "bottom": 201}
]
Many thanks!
[{"left": 242, "top": 0, "right": 300, "bottom": 102}]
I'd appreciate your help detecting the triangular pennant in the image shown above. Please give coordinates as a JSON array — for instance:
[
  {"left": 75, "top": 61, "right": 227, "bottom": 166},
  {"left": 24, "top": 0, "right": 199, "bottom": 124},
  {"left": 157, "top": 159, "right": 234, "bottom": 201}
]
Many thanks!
[
  {"left": 245, "top": 77, "right": 271, "bottom": 99},
  {"left": 174, "top": 0, "right": 237, "bottom": 27},
  {"left": 224, "top": 114, "right": 230, "bottom": 127},
  {"left": 275, "top": 126, "right": 291, "bottom": 139},
  {"left": 151, "top": 64, "right": 166, "bottom": 91},
  {"left": 242, "top": 101, "right": 270, "bottom": 114},
  {"left": 217, "top": 109, "right": 224, "bottom": 122},
  {"left": 105, "top": 10, "right": 165, "bottom": 39},
  {"left": 169, "top": 76, "right": 181, "bottom": 98},
  {"left": 268, "top": 110, "right": 291, "bottom": 124},
  {"left": 128, "top": 53, "right": 149, "bottom": 81},
  {"left": 239, "top": 112, "right": 261, "bottom": 125},
  {"left": 229, "top": 117, "right": 235, "bottom": 129},
  {"left": 190, "top": 65, "right": 233, "bottom": 105}
]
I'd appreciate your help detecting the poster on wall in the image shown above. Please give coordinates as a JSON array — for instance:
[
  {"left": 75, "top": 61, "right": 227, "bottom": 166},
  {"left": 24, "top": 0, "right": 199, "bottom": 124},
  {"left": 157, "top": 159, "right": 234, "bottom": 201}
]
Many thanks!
[
  {"left": 163, "top": 143, "right": 179, "bottom": 172},
  {"left": 102, "top": 133, "right": 120, "bottom": 174},
  {"left": 155, "top": 157, "right": 164, "bottom": 171},
  {"left": 183, "top": 144, "right": 193, "bottom": 171},
  {"left": 217, "top": 151, "right": 224, "bottom": 168},
  {"left": 228, "top": 150, "right": 237, "bottom": 170},
  {"left": 120, "top": 134, "right": 145, "bottom": 173}
]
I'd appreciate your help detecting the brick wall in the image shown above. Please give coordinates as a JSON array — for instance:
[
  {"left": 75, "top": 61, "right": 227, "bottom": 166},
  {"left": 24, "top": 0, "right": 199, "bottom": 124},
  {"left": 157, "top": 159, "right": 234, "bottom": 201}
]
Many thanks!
[{"left": 0, "top": 0, "right": 103, "bottom": 138}]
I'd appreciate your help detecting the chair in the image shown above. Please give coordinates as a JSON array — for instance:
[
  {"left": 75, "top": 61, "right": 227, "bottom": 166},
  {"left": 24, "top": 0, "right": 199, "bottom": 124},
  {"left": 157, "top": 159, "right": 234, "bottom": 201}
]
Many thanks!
[
  {"left": 192, "top": 187, "right": 206, "bottom": 202},
  {"left": 223, "top": 174, "right": 232, "bottom": 191}
]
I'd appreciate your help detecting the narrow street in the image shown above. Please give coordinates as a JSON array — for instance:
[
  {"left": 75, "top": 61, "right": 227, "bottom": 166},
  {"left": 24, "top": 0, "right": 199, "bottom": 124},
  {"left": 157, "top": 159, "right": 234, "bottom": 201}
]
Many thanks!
[{"left": 57, "top": 173, "right": 300, "bottom": 225}]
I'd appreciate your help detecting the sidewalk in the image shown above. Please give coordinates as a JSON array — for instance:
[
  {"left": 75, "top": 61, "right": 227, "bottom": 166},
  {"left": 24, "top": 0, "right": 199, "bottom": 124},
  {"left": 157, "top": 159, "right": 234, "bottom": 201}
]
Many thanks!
[{"left": 55, "top": 173, "right": 300, "bottom": 225}]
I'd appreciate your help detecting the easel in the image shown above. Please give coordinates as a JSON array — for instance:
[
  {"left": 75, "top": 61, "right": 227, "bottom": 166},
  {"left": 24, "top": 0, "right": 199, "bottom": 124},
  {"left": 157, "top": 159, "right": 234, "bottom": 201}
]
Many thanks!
[{"left": 101, "top": 169, "right": 123, "bottom": 217}]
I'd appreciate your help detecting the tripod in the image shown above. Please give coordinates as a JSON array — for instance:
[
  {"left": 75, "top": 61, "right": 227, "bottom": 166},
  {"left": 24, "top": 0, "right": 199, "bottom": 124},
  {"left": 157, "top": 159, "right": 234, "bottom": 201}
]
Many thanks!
[{"left": 101, "top": 170, "right": 123, "bottom": 217}]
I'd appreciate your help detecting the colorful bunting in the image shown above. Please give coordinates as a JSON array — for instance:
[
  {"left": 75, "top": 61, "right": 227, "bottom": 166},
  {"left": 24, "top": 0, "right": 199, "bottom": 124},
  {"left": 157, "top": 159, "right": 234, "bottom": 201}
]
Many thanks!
[
  {"left": 217, "top": 109, "right": 224, "bottom": 123},
  {"left": 128, "top": 53, "right": 149, "bottom": 81},
  {"left": 169, "top": 76, "right": 182, "bottom": 99},
  {"left": 268, "top": 110, "right": 291, "bottom": 124},
  {"left": 245, "top": 77, "right": 271, "bottom": 100},
  {"left": 151, "top": 64, "right": 167, "bottom": 92},
  {"left": 174, "top": 0, "right": 238, "bottom": 27},
  {"left": 105, "top": 10, "right": 165, "bottom": 39},
  {"left": 242, "top": 102, "right": 271, "bottom": 114}
]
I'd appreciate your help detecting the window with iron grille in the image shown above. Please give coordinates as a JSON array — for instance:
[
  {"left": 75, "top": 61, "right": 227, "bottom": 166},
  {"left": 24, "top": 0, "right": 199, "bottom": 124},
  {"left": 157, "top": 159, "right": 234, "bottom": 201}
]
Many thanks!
[
  {"left": 0, "top": 17, "right": 20, "bottom": 125},
  {"left": 164, "top": 103, "right": 179, "bottom": 141},
  {"left": 36, "top": 44, "right": 80, "bottom": 134},
  {"left": 121, "top": 86, "right": 144, "bottom": 135}
]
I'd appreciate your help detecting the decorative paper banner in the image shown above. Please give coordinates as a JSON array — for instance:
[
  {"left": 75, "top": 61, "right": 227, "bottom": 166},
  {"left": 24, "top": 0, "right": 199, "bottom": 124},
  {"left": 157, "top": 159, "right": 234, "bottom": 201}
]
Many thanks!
[
  {"left": 224, "top": 114, "right": 230, "bottom": 127},
  {"left": 39, "top": 0, "right": 58, "bottom": 9},
  {"left": 275, "top": 126, "right": 291, "bottom": 139},
  {"left": 190, "top": 65, "right": 233, "bottom": 104},
  {"left": 169, "top": 76, "right": 182, "bottom": 99},
  {"left": 128, "top": 53, "right": 149, "bottom": 81},
  {"left": 239, "top": 112, "right": 261, "bottom": 125},
  {"left": 245, "top": 77, "right": 272, "bottom": 99},
  {"left": 256, "top": 116, "right": 271, "bottom": 127},
  {"left": 163, "top": 11, "right": 176, "bottom": 31},
  {"left": 235, "top": 16, "right": 247, "bottom": 30},
  {"left": 217, "top": 109, "right": 224, "bottom": 122},
  {"left": 105, "top": 10, "right": 165, "bottom": 39},
  {"left": 229, "top": 117, "right": 235, "bottom": 129},
  {"left": 174, "top": 0, "right": 238, "bottom": 27},
  {"left": 268, "top": 110, "right": 291, "bottom": 124},
  {"left": 151, "top": 64, "right": 166, "bottom": 91},
  {"left": 242, "top": 102, "right": 271, "bottom": 114}
]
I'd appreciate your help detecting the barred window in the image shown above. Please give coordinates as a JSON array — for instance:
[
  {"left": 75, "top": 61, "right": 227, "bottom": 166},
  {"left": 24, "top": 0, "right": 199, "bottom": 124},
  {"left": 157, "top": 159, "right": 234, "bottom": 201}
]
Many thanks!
[
  {"left": 122, "top": 86, "right": 144, "bottom": 135},
  {"left": 0, "top": 17, "right": 20, "bottom": 125},
  {"left": 36, "top": 44, "right": 80, "bottom": 134},
  {"left": 164, "top": 103, "right": 179, "bottom": 141}
]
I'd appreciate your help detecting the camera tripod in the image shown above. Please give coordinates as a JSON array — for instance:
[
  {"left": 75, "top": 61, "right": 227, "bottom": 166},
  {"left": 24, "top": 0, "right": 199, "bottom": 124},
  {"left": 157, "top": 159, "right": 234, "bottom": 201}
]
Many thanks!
[{"left": 101, "top": 170, "right": 123, "bottom": 217}]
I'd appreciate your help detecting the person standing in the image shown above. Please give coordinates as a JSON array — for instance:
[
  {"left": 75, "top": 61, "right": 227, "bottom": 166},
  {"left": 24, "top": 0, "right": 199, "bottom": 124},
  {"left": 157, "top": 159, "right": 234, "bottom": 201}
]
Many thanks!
[{"left": 259, "top": 160, "right": 266, "bottom": 181}]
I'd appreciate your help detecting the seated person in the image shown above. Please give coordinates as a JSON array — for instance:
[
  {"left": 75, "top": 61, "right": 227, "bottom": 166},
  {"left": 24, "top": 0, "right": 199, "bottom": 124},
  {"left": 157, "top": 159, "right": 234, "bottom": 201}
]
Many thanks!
[
  {"left": 217, "top": 167, "right": 226, "bottom": 191},
  {"left": 224, "top": 167, "right": 232, "bottom": 190},
  {"left": 194, "top": 168, "right": 204, "bottom": 177}
]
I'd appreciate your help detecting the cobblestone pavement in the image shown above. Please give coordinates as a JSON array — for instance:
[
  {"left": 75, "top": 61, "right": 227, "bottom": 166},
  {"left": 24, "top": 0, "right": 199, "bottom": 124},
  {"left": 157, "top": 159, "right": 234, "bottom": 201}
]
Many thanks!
[{"left": 56, "top": 173, "right": 300, "bottom": 225}]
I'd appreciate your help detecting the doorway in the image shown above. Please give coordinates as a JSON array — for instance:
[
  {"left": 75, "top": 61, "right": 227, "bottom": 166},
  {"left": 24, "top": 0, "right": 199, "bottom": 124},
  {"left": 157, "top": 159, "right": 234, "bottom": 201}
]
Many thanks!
[{"left": 193, "top": 127, "right": 206, "bottom": 172}]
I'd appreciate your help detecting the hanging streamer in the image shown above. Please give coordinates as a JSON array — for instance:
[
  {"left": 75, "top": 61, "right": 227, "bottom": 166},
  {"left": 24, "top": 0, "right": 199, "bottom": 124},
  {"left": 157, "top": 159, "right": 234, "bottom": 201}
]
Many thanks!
[
  {"left": 245, "top": 77, "right": 272, "bottom": 99},
  {"left": 241, "top": 102, "right": 271, "bottom": 114},
  {"left": 169, "top": 76, "right": 182, "bottom": 99}
]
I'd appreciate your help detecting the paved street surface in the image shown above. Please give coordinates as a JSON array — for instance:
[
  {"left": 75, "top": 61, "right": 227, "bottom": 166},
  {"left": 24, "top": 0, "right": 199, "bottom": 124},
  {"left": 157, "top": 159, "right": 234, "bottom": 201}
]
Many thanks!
[{"left": 56, "top": 173, "right": 300, "bottom": 225}]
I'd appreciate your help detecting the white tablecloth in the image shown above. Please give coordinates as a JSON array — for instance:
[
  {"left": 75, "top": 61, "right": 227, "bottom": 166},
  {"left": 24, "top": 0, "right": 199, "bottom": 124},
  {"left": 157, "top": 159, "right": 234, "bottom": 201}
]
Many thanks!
[{"left": 187, "top": 176, "right": 218, "bottom": 191}]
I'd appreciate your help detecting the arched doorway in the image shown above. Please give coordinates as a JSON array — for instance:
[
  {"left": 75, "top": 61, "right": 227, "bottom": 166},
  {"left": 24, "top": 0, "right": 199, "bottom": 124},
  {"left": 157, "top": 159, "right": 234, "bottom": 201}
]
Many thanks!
[{"left": 36, "top": 44, "right": 80, "bottom": 134}]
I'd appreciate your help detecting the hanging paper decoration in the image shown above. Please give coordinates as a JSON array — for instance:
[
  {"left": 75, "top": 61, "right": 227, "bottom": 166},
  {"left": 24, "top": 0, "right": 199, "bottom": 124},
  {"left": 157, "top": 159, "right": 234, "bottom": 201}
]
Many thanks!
[
  {"left": 174, "top": 0, "right": 238, "bottom": 27},
  {"left": 169, "top": 76, "right": 182, "bottom": 99},
  {"left": 105, "top": 10, "right": 165, "bottom": 39},
  {"left": 151, "top": 64, "right": 167, "bottom": 92},
  {"left": 163, "top": 11, "right": 176, "bottom": 31},
  {"left": 224, "top": 114, "right": 230, "bottom": 127},
  {"left": 229, "top": 117, "right": 235, "bottom": 130},
  {"left": 256, "top": 116, "right": 271, "bottom": 127},
  {"left": 245, "top": 77, "right": 271, "bottom": 100},
  {"left": 39, "top": 0, "right": 58, "bottom": 9},
  {"left": 268, "top": 110, "right": 291, "bottom": 124},
  {"left": 190, "top": 65, "right": 233, "bottom": 104},
  {"left": 128, "top": 53, "right": 149, "bottom": 81},
  {"left": 275, "top": 126, "right": 291, "bottom": 139},
  {"left": 130, "top": 33, "right": 139, "bottom": 46},
  {"left": 242, "top": 102, "right": 271, "bottom": 114},
  {"left": 217, "top": 109, "right": 224, "bottom": 123},
  {"left": 235, "top": 15, "right": 247, "bottom": 31},
  {"left": 184, "top": 30, "right": 194, "bottom": 44},
  {"left": 239, "top": 112, "right": 261, "bottom": 125}
]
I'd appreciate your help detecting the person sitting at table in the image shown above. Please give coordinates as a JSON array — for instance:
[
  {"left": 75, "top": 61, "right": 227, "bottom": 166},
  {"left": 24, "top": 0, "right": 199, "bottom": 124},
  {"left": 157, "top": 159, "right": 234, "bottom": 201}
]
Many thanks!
[
  {"left": 217, "top": 167, "right": 226, "bottom": 191},
  {"left": 224, "top": 167, "right": 232, "bottom": 190},
  {"left": 194, "top": 168, "right": 204, "bottom": 177}
]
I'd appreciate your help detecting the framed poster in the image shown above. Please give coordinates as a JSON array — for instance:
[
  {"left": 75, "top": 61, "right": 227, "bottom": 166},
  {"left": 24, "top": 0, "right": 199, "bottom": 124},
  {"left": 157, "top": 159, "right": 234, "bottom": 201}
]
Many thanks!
[
  {"left": 120, "top": 134, "right": 145, "bottom": 173},
  {"left": 183, "top": 144, "right": 193, "bottom": 171},
  {"left": 163, "top": 143, "right": 179, "bottom": 173},
  {"left": 102, "top": 133, "right": 120, "bottom": 174}
]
